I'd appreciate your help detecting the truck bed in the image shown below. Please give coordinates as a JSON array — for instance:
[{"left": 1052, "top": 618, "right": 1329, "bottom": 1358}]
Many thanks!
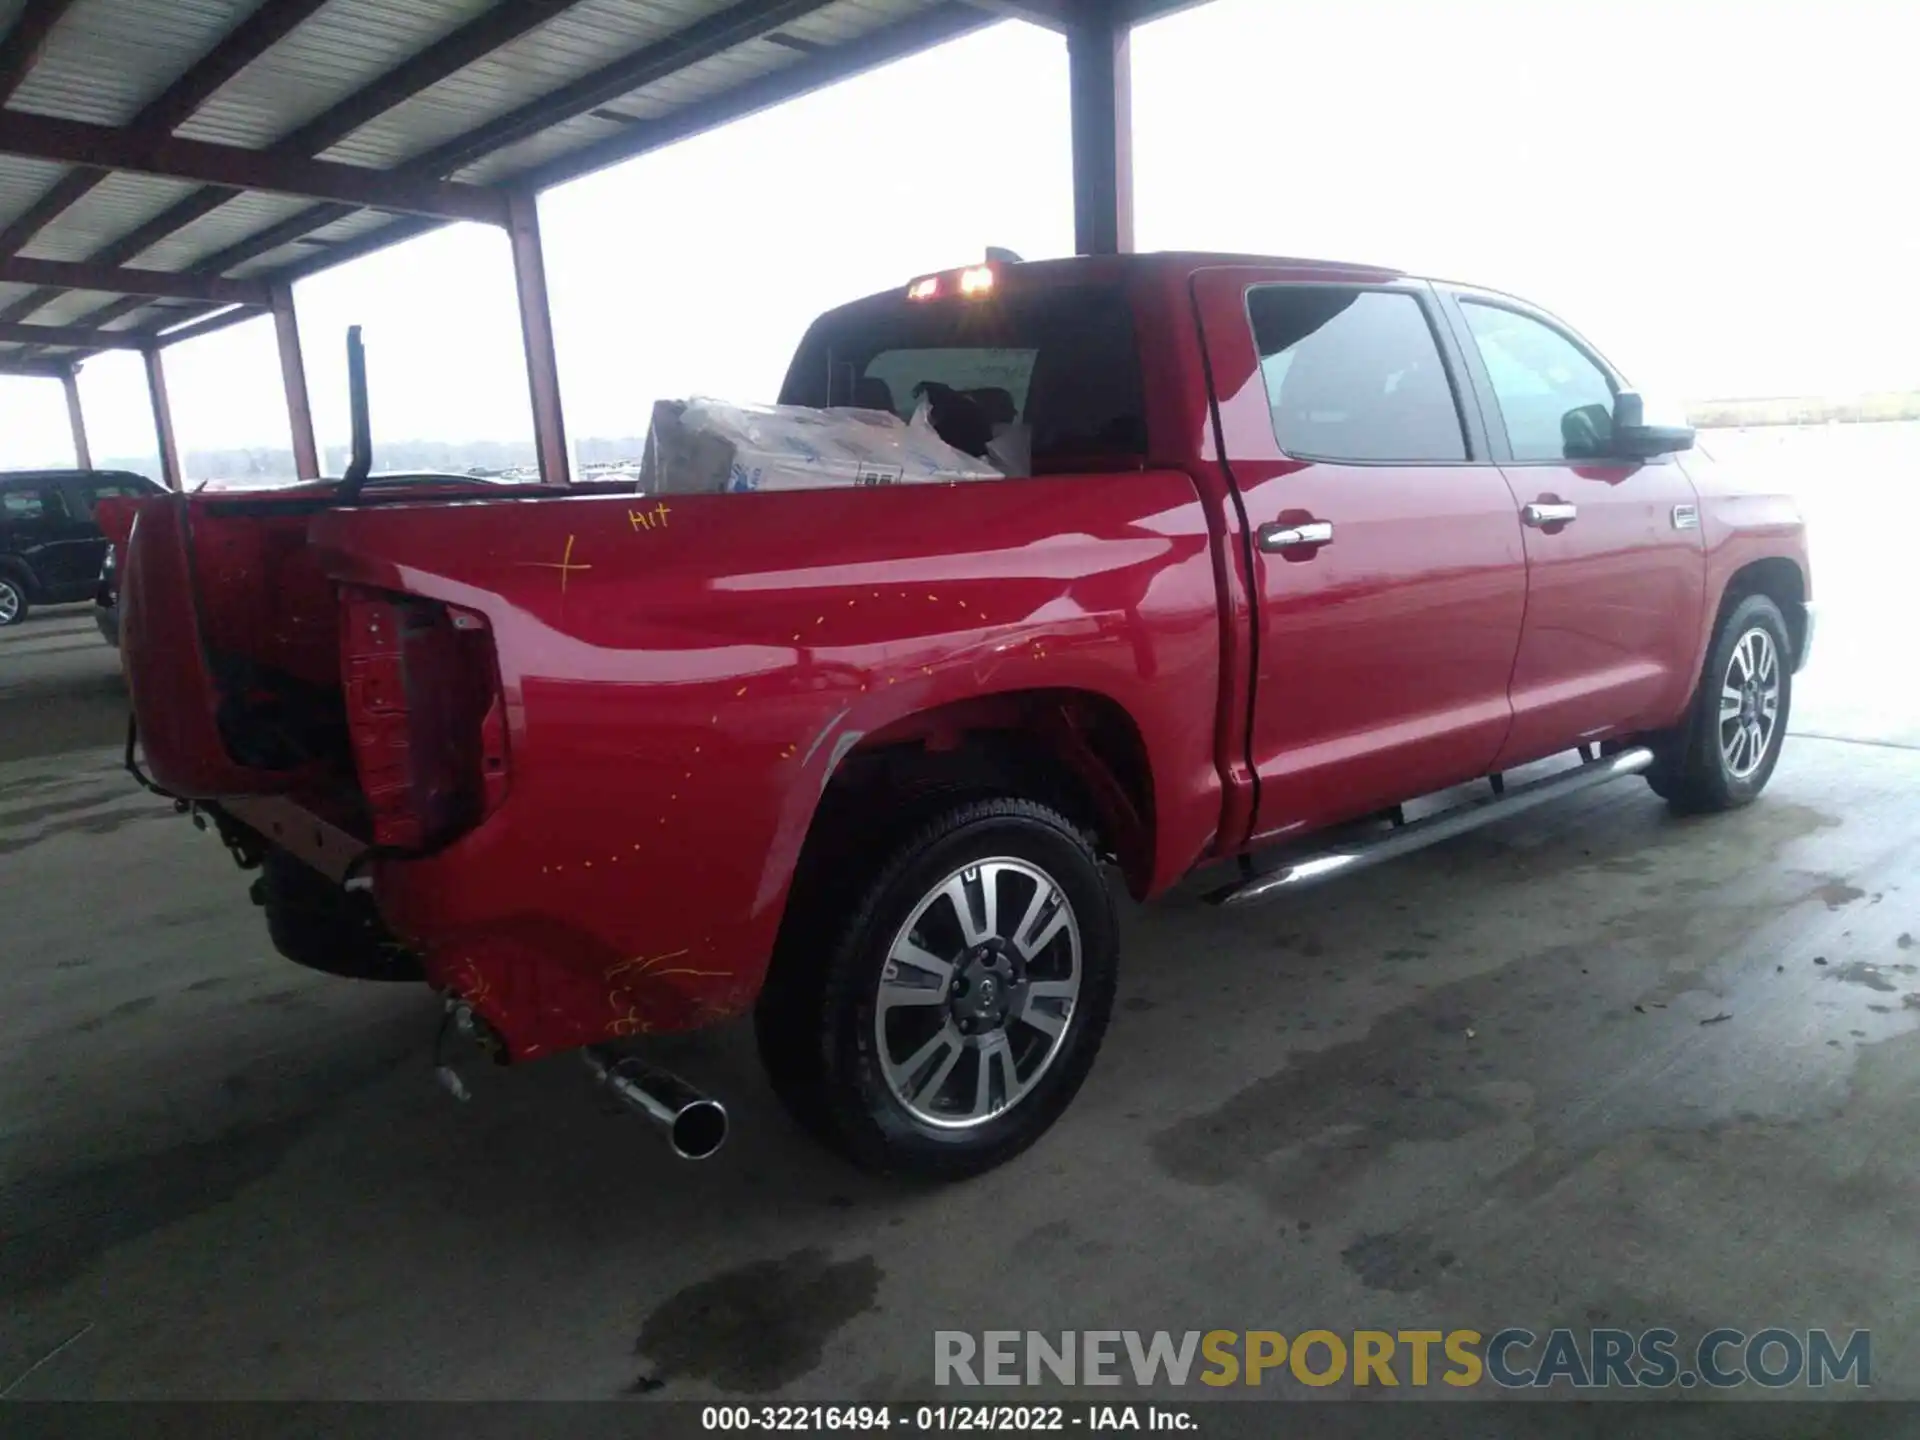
[{"left": 105, "top": 471, "right": 1226, "bottom": 1058}]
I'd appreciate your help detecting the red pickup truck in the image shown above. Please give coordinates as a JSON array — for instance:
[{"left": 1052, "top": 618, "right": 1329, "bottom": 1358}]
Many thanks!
[{"left": 106, "top": 252, "right": 1811, "bottom": 1179}]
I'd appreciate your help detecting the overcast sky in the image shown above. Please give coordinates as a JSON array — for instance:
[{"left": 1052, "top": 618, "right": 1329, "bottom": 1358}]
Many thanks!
[{"left": 1, "top": 0, "right": 1914, "bottom": 472}]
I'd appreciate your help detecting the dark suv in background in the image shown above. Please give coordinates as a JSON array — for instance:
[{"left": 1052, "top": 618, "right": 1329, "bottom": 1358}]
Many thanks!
[{"left": 0, "top": 470, "right": 163, "bottom": 628}]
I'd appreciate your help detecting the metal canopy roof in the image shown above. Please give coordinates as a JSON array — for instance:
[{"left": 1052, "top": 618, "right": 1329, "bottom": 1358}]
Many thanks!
[{"left": 0, "top": 0, "right": 1193, "bottom": 377}]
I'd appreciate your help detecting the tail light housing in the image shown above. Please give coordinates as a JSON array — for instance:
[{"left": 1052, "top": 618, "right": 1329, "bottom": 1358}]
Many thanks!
[{"left": 340, "top": 586, "right": 509, "bottom": 850}]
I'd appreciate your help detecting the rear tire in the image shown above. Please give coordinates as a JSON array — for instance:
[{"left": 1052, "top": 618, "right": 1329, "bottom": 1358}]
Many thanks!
[
  {"left": 756, "top": 797, "right": 1117, "bottom": 1180},
  {"left": 0, "top": 571, "right": 28, "bottom": 627},
  {"left": 1646, "top": 593, "right": 1792, "bottom": 812}
]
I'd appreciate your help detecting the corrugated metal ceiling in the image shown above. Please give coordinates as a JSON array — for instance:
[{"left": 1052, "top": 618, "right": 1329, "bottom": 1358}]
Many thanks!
[
  {"left": 0, "top": 0, "right": 1015, "bottom": 366},
  {"left": 132, "top": 189, "right": 335, "bottom": 273},
  {"left": 0, "top": 154, "right": 68, "bottom": 230},
  {"left": 9, "top": 0, "right": 261, "bottom": 126},
  {"left": 223, "top": 204, "right": 397, "bottom": 278},
  {"left": 177, "top": 0, "right": 495, "bottom": 150},
  {"left": 16, "top": 173, "right": 208, "bottom": 263},
  {"left": 320, "top": 0, "right": 710, "bottom": 169}
]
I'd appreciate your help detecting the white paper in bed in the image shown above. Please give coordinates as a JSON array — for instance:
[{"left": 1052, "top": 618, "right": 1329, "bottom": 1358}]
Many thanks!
[{"left": 640, "top": 398, "right": 1005, "bottom": 494}]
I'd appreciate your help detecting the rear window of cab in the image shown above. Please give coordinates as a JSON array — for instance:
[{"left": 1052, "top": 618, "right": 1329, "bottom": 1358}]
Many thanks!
[{"left": 781, "top": 283, "right": 1147, "bottom": 472}]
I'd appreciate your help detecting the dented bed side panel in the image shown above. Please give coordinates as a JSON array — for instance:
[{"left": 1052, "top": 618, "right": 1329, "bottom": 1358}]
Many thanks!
[{"left": 306, "top": 478, "right": 1225, "bottom": 1058}]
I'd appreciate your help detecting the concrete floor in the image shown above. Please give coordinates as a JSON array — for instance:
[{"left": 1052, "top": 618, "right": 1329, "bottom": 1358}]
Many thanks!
[{"left": 1, "top": 447, "right": 1915, "bottom": 1404}]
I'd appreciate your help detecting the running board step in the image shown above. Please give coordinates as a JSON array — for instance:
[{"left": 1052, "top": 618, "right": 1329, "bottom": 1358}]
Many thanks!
[{"left": 1210, "top": 746, "right": 1655, "bottom": 908}]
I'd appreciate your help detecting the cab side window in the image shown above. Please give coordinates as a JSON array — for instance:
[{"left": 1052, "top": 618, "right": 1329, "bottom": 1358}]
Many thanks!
[
  {"left": 1249, "top": 286, "right": 1467, "bottom": 463},
  {"left": 2, "top": 485, "right": 51, "bottom": 521},
  {"left": 73, "top": 479, "right": 147, "bottom": 518},
  {"left": 1459, "top": 302, "right": 1615, "bottom": 461}
]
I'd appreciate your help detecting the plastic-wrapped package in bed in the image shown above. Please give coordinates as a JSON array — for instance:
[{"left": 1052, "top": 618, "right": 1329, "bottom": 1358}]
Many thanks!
[{"left": 639, "top": 398, "right": 1006, "bottom": 495}]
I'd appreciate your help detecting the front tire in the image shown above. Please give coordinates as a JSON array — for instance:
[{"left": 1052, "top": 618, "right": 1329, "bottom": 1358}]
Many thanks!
[
  {"left": 756, "top": 798, "right": 1117, "bottom": 1180},
  {"left": 1647, "top": 592, "right": 1792, "bottom": 812}
]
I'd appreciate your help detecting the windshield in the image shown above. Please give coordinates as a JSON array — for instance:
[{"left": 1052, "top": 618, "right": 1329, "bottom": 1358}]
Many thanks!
[{"left": 781, "top": 283, "right": 1147, "bottom": 471}]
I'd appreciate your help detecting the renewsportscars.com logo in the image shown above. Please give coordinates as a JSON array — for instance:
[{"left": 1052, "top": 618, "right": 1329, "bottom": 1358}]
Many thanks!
[{"left": 934, "top": 1328, "right": 1871, "bottom": 1391}]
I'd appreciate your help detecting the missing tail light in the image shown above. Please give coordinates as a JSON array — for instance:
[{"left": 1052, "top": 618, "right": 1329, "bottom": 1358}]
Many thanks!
[{"left": 340, "top": 586, "right": 508, "bottom": 850}]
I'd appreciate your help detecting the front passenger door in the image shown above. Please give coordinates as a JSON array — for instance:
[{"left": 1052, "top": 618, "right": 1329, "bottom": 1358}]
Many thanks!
[{"left": 1444, "top": 295, "right": 1707, "bottom": 770}]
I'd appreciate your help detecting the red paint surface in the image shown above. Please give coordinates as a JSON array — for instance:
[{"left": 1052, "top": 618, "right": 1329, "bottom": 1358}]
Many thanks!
[
  {"left": 311, "top": 476, "right": 1225, "bottom": 1055},
  {"left": 1491, "top": 454, "right": 1707, "bottom": 770}
]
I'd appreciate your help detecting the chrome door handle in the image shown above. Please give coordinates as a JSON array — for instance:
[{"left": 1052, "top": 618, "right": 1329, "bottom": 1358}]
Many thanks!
[
  {"left": 1522, "top": 502, "right": 1578, "bottom": 527},
  {"left": 1257, "top": 520, "right": 1335, "bottom": 552}
]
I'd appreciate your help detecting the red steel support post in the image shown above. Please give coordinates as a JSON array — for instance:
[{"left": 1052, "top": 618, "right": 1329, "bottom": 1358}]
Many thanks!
[
  {"left": 144, "top": 348, "right": 182, "bottom": 490},
  {"left": 506, "top": 189, "right": 570, "bottom": 485},
  {"left": 1067, "top": 8, "right": 1134, "bottom": 256},
  {"left": 62, "top": 365, "right": 91, "bottom": 469},
  {"left": 271, "top": 282, "right": 320, "bottom": 480}
]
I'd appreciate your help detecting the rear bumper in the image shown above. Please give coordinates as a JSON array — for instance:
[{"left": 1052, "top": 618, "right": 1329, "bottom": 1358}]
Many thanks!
[
  {"left": 208, "top": 784, "right": 759, "bottom": 1059},
  {"left": 93, "top": 599, "right": 117, "bottom": 648},
  {"left": 370, "top": 810, "right": 770, "bottom": 1062}
]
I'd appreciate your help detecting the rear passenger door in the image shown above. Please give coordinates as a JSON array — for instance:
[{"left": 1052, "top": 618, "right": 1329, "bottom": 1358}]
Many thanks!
[
  {"left": 2, "top": 478, "right": 95, "bottom": 602},
  {"left": 1191, "top": 269, "right": 1530, "bottom": 844},
  {"left": 1438, "top": 292, "right": 1706, "bottom": 769}
]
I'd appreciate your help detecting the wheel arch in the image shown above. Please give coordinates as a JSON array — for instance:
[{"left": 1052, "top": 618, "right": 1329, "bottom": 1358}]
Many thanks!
[
  {"left": 1652, "top": 564, "right": 1798, "bottom": 812},
  {"left": 786, "top": 687, "right": 1158, "bottom": 926},
  {"left": 0, "top": 556, "right": 34, "bottom": 623},
  {"left": 0, "top": 554, "right": 37, "bottom": 597},
  {"left": 1713, "top": 556, "right": 1807, "bottom": 668}
]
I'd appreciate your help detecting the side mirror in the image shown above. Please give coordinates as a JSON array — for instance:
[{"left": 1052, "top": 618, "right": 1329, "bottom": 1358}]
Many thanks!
[{"left": 1612, "top": 389, "right": 1694, "bottom": 458}]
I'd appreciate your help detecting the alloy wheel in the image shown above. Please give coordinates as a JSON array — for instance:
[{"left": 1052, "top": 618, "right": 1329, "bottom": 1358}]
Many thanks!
[
  {"left": 875, "top": 857, "right": 1081, "bottom": 1129},
  {"left": 1719, "top": 626, "right": 1780, "bottom": 779}
]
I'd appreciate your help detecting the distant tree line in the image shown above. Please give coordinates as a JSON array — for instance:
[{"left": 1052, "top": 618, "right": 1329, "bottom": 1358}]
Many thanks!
[
  {"left": 1687, "top": 392, "right": 1920, "bottom": 429},
  {"left": 81, "top": 391, "right": 1920, "bottom": 479},
  {"left": 93, "top": 435, "right": 650, "bottom": 483}
]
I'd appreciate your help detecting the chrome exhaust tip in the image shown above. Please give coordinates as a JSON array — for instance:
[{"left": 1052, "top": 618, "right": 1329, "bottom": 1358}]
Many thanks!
[{"left": 583, "top": 1049, "right": 728, "bottom": 1160}]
